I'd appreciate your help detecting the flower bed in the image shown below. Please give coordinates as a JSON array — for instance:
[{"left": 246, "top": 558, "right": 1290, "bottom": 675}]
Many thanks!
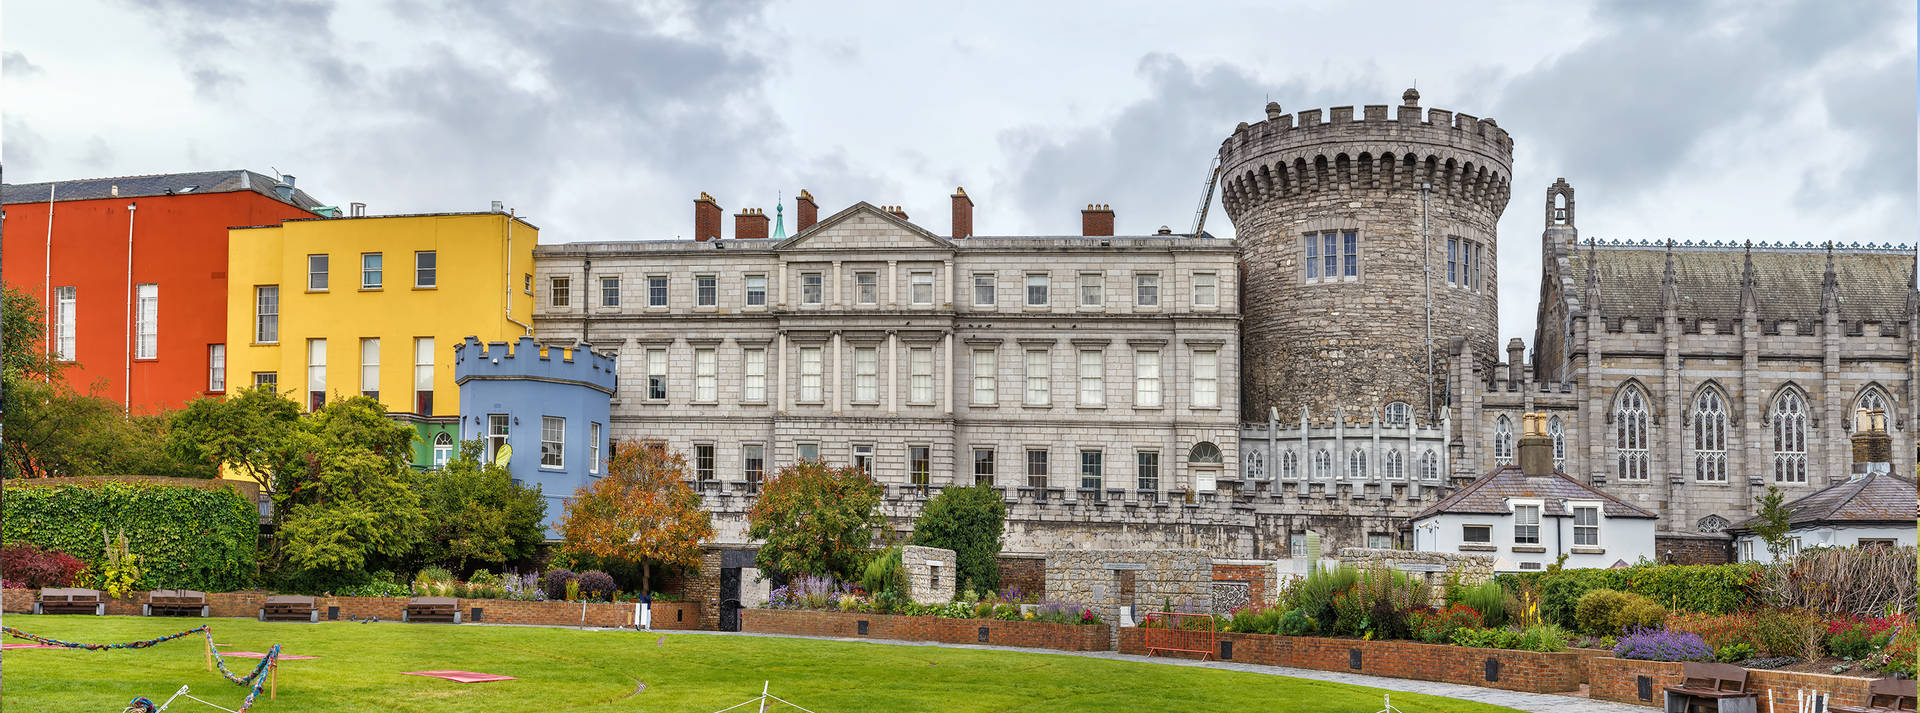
[
  {"left": 1117, "top": 627, "right": 1585, "bottom": 694},
  {"left": 1587, "top": 656, "right": 1880, "bottom": 711},
  {"left": 1, "top": 589, "right": 701, "bottom": 630},
  {"left": 741, "top": 608, "right": 1111, "bottom": 651}
]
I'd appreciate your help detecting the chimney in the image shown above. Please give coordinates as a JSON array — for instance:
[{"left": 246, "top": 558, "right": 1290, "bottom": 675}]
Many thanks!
[
  {"left": 735, "top": 207, "right": 770, "bottom": 239},
  {"left": 274, "top": 175, "right": 297, "bottom": 202},
  {"left": 1517, "top": 412, "right": 1554, "bottom": 476},
  {"left": 350, "top": 202, "right": 367, "bottom": 217},
  {"left": 694, "top": 193, "right": 723, "bottom": 241},
  {"left": 884, "top": 205, "right": 909, "bottom": 220},
  {"left": 1850, "top": 408, "right": 1893, "bottom": 479},
  {"left": 1156, "top": 225, "right": 1173, "bottom": 235},
  {"left": 795, "top": 189, "right": 818, "bottom": 232},
  {"left": 1506, "top": 338, "right": 1525, "bottom": 386},
  {"left": 1081, "top": 204, "right": 1114, "bottom": 236},
  {"left": 951, "top": 187, "right": 974, "bottom": 239}
]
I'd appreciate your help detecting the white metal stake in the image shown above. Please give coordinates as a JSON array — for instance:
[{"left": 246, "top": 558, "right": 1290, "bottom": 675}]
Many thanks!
[{"left": 759, "top": 681, "right": 769, "bottom": 713}]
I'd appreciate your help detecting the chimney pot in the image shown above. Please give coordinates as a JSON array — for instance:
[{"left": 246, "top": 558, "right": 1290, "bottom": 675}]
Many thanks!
[
  {"left": 1081, "top": 203, "right": 1115, "bottom": 237},
  {"left": 951, "top": 187, "right": 974, "bottom": 239},
  {"left": 1517, "top": 410, "right": 1554, "bottom": 476},
  {"left": 734, "top": 207, "right": 771, "bottom": 240},
  {"left": 795, "top": 189, "right": 818, "bottom": 231},
  {"left": 694, "top": 193, "right": 723, "bottom": 241}
]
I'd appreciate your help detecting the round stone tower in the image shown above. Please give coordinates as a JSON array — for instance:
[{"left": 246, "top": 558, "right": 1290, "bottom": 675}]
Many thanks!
[{"left": 1220, "top": 89, "right": 1513, "bottom": 422}]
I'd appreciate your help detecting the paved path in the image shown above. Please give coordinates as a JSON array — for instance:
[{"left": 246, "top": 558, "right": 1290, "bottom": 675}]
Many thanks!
[{"left": 645, "top": 628, "right": 1651, "bottom": 713}]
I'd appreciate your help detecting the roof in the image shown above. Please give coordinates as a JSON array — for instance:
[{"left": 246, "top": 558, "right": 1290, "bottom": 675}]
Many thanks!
[
  {"left": 1410, "top": 465, "right": 1659, "bottom": 520},
  {"left": 1731, "top": 471, "right": 1917, "bottom": 531},
  {"left": 1568, "top": 242, "right": 1915, "bottom": 323},
  {"left": 2, "top": 170, "right": 324, "bottom": 210}
]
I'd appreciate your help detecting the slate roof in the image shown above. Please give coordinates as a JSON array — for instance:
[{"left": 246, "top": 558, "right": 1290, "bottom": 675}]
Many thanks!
[
  {"left": 2, "top": 170, "right": 324, "bottom": 210},
  {"left": 1409, "top": 465, "right": 1659, "bottom": 520},
  {"left": 1567, "top": 243, "right": 1914, "bottom": 323},
  {"left": 1731, "top": 472, "right": 1917, "bottom": 531}
]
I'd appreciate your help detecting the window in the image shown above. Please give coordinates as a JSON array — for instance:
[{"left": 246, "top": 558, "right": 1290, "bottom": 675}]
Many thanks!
[
  {"left": 1447, "top": 237, "right": 1460, "bottom": 286},
  {"left": 646, "top": 348, "right": 668, "bottom": 400},
  {"left": 851, "top": 444, "right": 873, "bottom": 477},
  {"left": 855, "top": 272, "right": 878, "bottom": 304},
  {"left": 973, "top": 448, "right": 995, "bottom": 486},
  {"left": 53, "top": 286, "right": 77, "bottom": 359},
  {"left": 307, "top": 254, "right": 329, "bottom": 291},
  {"left": 432, "top": 432, "right": 454, "bottom": 468},
  {"left": 1348, "top": 449, "right": 1368, "bottom": 479},
  {"left": 1493, "top": 415, "right": 1514, "bottom": 465},
  {"left": 1514, "top": 504, "right": 1541, "bottom": 544},
  {"left": 1026, "top": 449, "right": 1048, "bottom": 488},
  {"left": 696, "top": 275, "right": 717, "bottom": 307},
  {"left": 1193, "top": 273, "right": 1218, "bottom": 307},
  {"left": 799, "top": 347, "right": 823, "bottom": 402},
  {"left": 693, "top": 348, "right": 716, "bottom": 402},
  {"left": 800, "top": 273, "right": 823, "bottom": 305},
  {"left": 540, "top": 416, "right": 565, "bottom": 468},
  {"left": 1290, "top": 533, "right": 1308, "bottom": 558},
  {"left": 1549, "top": 416, "right": 1567, "bottom": 469},
  {"left": 1025, "top": 274, "right": 1049, "bottom": 306},
  {"left": 1573, "top": 505, "right": 1600, "bottom": 547},
  {"left": 910, "top": 272, "right": 934, "bottom": 305},
  {"left": 1385, "top": 450, "right": 1404, "bottom": 479},
  {"left": 971, "top": 350, "right": 997, "bottom": 405},
  {"left": 523, "top": 274, "right": 533, "bottom": 294},
  {"left": 589, "top": 422, "right": 602, "bottom": 474},
  {"left": 1693, "top": 389, "right": 1729, "bottom": 482},
  {"left": 743, "top": 348, "right": 767, "bottom": 402},
  {"left": 1136, "top": 451, "right": 1160, "bottom": 491},
  {"left": 413, "top": 337, "right": 435, "bottom": 413},
  {"left": 1385, "top": 402, "right": 1411, "bottom": 426},
  {"left": 1421, "top": 449, "right": 1440, "bottom": 480},
  {"left": 695, "top": 444, "right": 716, "bottom": 485},
  {"left": 1080, "top": 450, "right": 1103, "bottom": 492},
  {"left": 744, "top": 444, "right": 765, "bottom": 488},
  {"left": 1193, "top": 350, "right": 1218, "bottom": 408},
  {"left": 361, "top": 253, "right": 383, "bottom": 289},
  {"left": 1462, "top": 525, "right": 1492, "bottom": 543},
  {"left": 854, "top": 347, "right": 879, "bottom": 402},
  {"left": 1773, "top": 390, "right": 1808, "bottom": 483},
  {"left": 910, "top": 446, "right": 931, "bottom": 487},
  {"left": 1305, "top": 235, "right": 1319, "bottom": 279},
  {"left": 550, "top": 276, "right": 570, "bottom": 307},
  {"left": 1024, "top": 349, "right": 1049, "bottom": 405},
  {"left": 207, "top": 344, "right": 226, "bottom": 391},
  {"left": 1471, "top": 242, "right": 1483, "bottom": 290},
  {"left": 1281, "top": 450, "right": 1298, "bottom": 479},
  {"left": 253, "top": 286, "right": 278, "bottom": 343},
  {"left": 1135, "top": 273, "right": 1159, "bottom": 307},
  {"left": 1342, "top": 231, "right": 1358, "bottom": 277},
  {"left": 306, "top": 338, "right": 327, "bottom": 411},
  {"left": 1855, "top": 388, "right": 1890, "bottom": 428},
  {"left": 648, "top": 276, "right": 668, "bottom": 307},
  {"left": 134, "top": 283, "right": 157, "bottom": 358},
  {"left": 1616, "top": 386, "right": 1650, "bottom": 480},
  {"left": 359, "top": 338, "right": 379, "bottom": 399},
  {"left": 1189, "top": 441, "right": 1223, "bottom": 464},
  {"left": 796, "top": 443, "right": 819, "bottom": 462},
  {"left": 1368, "top": 534, "right": 1394, "bottom": 550},
  {"left": 1313, "top": 448, "right": 1333, "bottom": 478},
  {"left": 745, "top": 275, "right": 767, "bottom": 306},
  {"left": 414, "top": 250, "right": 436, "bottom": 288},
  {"left": 486, "top": 414, "right": 509, "bottom": 463},
  {"left": 601, "top": 276, "right": 621, "bottom": 307},
  {"left": 1077, "top": 350, "right": 1104, "bottom": 406},
  {"left": 1133, "top": 350, "right": 1161, "bottom": 407},
  {"left": 253, "top": 372, "right": 278, "bottom": 391},
  {"left": 1740, "top": 539, "right": 1755, "bottom": 562},
  {"left": 1079, "top": 273, "right": 1104, "bottom": 307},
  {"left": 972, "top": 274, "right": 996, "bottom": 307},
  {"left": 909, "top": 348, "right": 934, "bottom": 403}
]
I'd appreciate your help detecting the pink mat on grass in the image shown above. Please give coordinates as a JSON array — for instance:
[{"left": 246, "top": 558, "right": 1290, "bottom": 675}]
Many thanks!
[
  {"left": 1, "top": 643, "right": 63, "bottom": 650},
  {"left": 402, "top": 670, "right": 517, "bottom": 683},
  {"left": 225, "top": 651, "right": 320, "bottom": 660}
]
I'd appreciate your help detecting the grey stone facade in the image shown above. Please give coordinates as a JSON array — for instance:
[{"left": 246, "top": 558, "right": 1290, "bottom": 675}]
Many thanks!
[
  {"left": 1044, "top": 549, "right": 1212, "bottom": 624},
  {"left": 902, "top": 545, "right": 957, "bottom": 604}
]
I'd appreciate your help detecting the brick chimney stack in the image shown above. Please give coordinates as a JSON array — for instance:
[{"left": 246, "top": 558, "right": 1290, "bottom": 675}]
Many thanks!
[
  {"left": 1518, "top": 412, "right": 1554, "bottom": 476},
  {"left": 1081, "top": 204, "right": 1114, "bottom": 236},
  {"left": 694, "top": 193, "right": 723, "bottom": 241},
  {"left": 1850, "top": 407, "right": 1893, "bottom": 478},
  {"left": 735, "top": 208, "right": 770, "bottom": 239},
  {"left": 884, "top": 205, "right": 909, "bottom": 220},
  {"left": 795, "top": 189, "right": 818, "bottom": 232},
  {"left": 951, "top": 187, "right": 974, "bottom": 239}
]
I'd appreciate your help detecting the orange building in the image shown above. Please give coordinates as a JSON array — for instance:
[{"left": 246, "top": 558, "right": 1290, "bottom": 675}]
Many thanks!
[{"left": 2, "top": 171, "right": 323, "bottom": 414}]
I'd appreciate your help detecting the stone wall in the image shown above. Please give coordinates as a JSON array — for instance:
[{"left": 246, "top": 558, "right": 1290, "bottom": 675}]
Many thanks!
[
  {"left": 742, "top": 608, "right": 1110, "bottom": 651},
  {"left": 1654, "top": 533, "right": 1732, "bottom": 565},
  {"left": 1339, "top": 547, "right": 1491, "bottom": 605},
  {"left": 1045, "top": 549, "right": 1211, "bottom": 625},
  {"left": 901, "top": 545, "right": 956, "bottom": 604},
  {"left": 1120, "top": 628, "right": 1581, "bottom": 694},
  {"left": 1586, "top": 656, "right": 1877, "bottom": 712}
]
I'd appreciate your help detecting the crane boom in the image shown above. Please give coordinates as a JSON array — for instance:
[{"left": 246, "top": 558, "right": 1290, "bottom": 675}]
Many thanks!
[{"left": 1191, "top": 154, "right": 1222, "bottom": 237}]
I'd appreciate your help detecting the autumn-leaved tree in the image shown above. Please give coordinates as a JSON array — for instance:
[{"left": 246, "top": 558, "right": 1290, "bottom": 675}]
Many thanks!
[
  {"left": 747, "top": 460, "right": 884, "bottom": 581},
  {"left": 557, "top": 442, "right": 714, "bottom": 593}
]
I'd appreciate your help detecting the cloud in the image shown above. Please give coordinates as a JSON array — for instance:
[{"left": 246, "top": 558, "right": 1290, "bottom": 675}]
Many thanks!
[
  {"left": 3, "top": 116, "right": 45, "bottom": 175},
  {"left": 4, "top": 51, "right": 43, "bottom": 79},
  {"left": 1795, "top": 54, "right": 1919, "bottom": 213}
]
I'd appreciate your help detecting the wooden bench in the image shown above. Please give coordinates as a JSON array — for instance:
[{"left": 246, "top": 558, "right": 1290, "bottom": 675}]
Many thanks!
[
  {"left": 34, "top": 588, "right": 104, "bottom": 616},
  {"left": 144, "top": 589, "right": 210, "bottom": 617},
  {"left": 402, "top": 597, "right": 461, "bottom": 624},
  {"left": 1832, "top": 678, "right": 1918, "bottom": 713},
  {"left": 258, "top": 595, "right": 319, "bottom": 623},
  {"left": 1663, "top": 661, "right": 1758, "bottom": 713}
]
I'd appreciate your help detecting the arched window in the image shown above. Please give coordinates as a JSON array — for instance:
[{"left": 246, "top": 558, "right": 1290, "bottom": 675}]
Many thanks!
[
  {"left": 1281, "top": 450, "right": 1298, "bottom": 479},
  {"left": 1348, "top": 449, "right": 1368, "bottom": 479},
  {"left": 1244, "top": 449, "right": 1266, "bottom": 480},
  {"left": 1384, "top": 402, "right": 1411, "bottom": 427},
  {"left": 1385, "top": 449, "right": 1404, "bottom": 479},
  {"left": 1549, "top": 416, "right": 1567, "bottom": 469},
  {"left": 1855, "top": 387, "right": 1890, "bottom": 430},
  {"left": 1692, "top": 389, "right": 1728, "bottom": 482},
  {"left": 432, "top": 431, "right": 454, "bottom": 468},
  {"left": 1188, "top": 442, "right": 1223, "bottom": 464},
  {"left": 1616, "top": 386, "right": 1650, "bottom": 480},
  {"left": 1313, "top": 449, "right": 1333, "bottom": 479},
  {"left": 1493, "top": 415, "right": 1514, "bottom": 465},
  {"left": 1420, "top": 449, "right": 1439, "bottom": 480},
  {"left": 1773, "top": 390, "right": 1808, "bottom": 483},
  {"left": 1696, "top": 514, "right": 1730, "bottom": 534}
]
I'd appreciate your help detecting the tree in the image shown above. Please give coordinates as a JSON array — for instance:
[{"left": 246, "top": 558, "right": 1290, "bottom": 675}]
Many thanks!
[
  {"left": 1, "top": 286, "right": 61, "bottom": 390},
  {"left": 911, "top": 482, "right": 1006, "bottom": 596},
  {"left": 3, "top": 380, "right": 206, "bottom": 479},
  {"left": 1752, "top": 485, "right": 1794, "bottom": 561},
  {"left": 746, "top": 460, "right": 884, "bottom": 581},
  {"left": 272, "top": 397, "right": 425, "bottom": 585},
  {"left": 416, "top": 439, "right": 547, "bottom": 572},
  {"left": 557, "top": 442, "right": 713, "bottom": 593},
  {"left": 165, "top": 386, "right": 302, "bottom": 495}
]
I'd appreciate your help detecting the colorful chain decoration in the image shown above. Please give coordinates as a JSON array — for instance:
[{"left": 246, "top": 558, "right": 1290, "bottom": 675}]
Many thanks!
[
  {"left": 5, "top": 625, "right": 280, "bottom": 712},
  {"left": 1, "top": 624, "right": 208, "bottom": 650}
]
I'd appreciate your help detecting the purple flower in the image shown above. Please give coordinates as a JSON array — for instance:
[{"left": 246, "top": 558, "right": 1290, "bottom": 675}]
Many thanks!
[{"left": 1614, "top": 627, "right": 1713, "bottom": 662}]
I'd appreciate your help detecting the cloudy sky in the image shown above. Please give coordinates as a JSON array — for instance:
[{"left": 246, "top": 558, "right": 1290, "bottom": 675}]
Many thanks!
[{"left": 4, "top": 0, "right": 1915, "bottom": 343}]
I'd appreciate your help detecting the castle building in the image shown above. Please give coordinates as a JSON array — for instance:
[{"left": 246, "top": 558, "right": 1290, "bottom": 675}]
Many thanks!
[{"left": 454, "top": 336, "right": 617, "bottom": 536}]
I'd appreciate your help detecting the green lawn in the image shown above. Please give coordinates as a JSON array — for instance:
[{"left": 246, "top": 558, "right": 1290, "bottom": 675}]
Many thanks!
[{"left": 1, "top": 616, "right": 1524, "bottom": 712}]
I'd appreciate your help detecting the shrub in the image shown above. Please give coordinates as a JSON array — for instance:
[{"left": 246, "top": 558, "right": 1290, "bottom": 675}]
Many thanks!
[
  {"left": 910, "top": 483, "right": 1006, "bottom": 595},
  {"left": 1500, "top": 564, "right": 1762, "bottom": 628},
  {"left": 1518, "top": 624, "right": 1570, "bottom": 653},
  {"left": 1225, "top": 603, "right": 1283, "bottom": 634},
  {"left": 1666, "top": 612, "right": 1754, "bottom": 651},
  {"left": 1450, "top": 627, "right": 1522, "bottom": 650},
  {"left": 861, "top": 547, "right": 908, "bottom": 604},
  {"left": 468, "top": 569, "right": 501, "bottom": 587},
  {"left": 1458, "top": 581, "right": 1508, "bottom": 628},
  {"left": 1747, "top": 609, "right": 1822, "bottom": 658},
  {"left": 1828, "top": 625, "right": 1875, "bottom": 660},
  {"left": 416, "top": 566, "right": 454, "bottom": 585},
  {"left": 1763, "top": 545, "right": 1916, "bottom": 618},
  {"left": 542, "top": 569, "right": 578, "bottom": 600},
  {"left": 1, "top": 481, "right": 257, "bottom": 591},
  {"left": 0, "top": 544, "right": 86, "bottom": 589},
  {"left": 1717, "top": 642, "right": 1757, "bottom": 663},
  {"left": 577, "top": 570, "right": 617, "bottom": 601},
  {"left": 1287, "top": 565, "right": 1359, "bottom": 633},
  {"left": 1278, "top": 608, "right": 1319, "bottom": 636},
  {"left": 1614, "top": 628, "right": 1714, "bottom": 662},
  {"left": 1866, "top": 624, "right": 1917, "bottom": 675},
  {"left": 1576, "top": 589, "right": 1668, "bottom": 636},
  {"left": 1412, "top": 604, "right": 1485, "bottom": 644}
]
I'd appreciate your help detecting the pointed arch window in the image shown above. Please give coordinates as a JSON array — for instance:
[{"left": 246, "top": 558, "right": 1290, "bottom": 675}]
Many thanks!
[
  {"left": 1692, "top": 389, "right": 1729, "bottom": 482},
  {"left": 1384, "top": 402, "right": 1411, "bottom": 427},
  {"left": 1244, "top": 449, "right": 1267, "bottom": 480},
  {"left": 1855, "top": 388, "right": 1890, "bottom": 430},
  {"left": 1385, "top": 449, "right": 1405, "bottom": 479},
  {"left": 1348, "top": 449, "right": 1368, "bottom": 479},
  {"left": 1549, "top": 416, "right": 1567, "bottom": 469},
  {"left": 1493, "top": 415, "right": 1515, "bottom": 465},
  {"left": 1773, "top": 390, "right": 1808, "bottom": 483},
  {"left": 1616, "top": 386, "right": 1650, "bottom": 481},
  {"left": 1420, "top": 449, "right": 1439, "bottom": 480},
  {"left": 1281, "top": 450, "right": 1298, "bottom": 479},
  {"left": 1313, "top": 449, "right": 1333, "bottom": 479}
]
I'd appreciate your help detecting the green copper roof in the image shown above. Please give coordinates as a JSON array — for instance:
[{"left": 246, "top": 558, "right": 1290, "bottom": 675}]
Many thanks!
[{"left": 771, "top": 202, "right": 787, "bottom": 241}]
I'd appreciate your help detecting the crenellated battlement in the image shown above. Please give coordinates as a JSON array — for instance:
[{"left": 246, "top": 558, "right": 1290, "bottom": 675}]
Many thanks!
[{"left": 453, "top": 335, "right": 618, "bottom": 394}]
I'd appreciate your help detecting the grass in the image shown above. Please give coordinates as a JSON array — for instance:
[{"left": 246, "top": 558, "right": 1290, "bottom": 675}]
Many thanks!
[{"left": 1, "top": 616, "right": 1528, "bottom": 712}]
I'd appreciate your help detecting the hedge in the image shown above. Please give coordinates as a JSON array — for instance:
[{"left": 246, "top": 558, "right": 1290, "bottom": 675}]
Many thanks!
[
  {"left": 1497, "top": 564, "right": 1764, "bottom": 629},
  {"left": 2, "top": 481, "right": 257, "bottom": 591}
]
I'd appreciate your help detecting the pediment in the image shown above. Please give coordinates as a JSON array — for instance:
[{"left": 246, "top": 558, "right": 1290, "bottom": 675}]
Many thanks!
[{"left": 777, "top": 202, "right": 953, "bottom": 253}]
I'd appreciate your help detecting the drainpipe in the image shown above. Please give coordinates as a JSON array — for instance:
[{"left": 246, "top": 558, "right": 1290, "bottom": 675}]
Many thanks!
[
  {"left": 505, "top": 209, "right": 532, "bottom": 336},
  {"left": 124, "top": 202, "right": 137, "bottom": 410},
  {"left": 43, "top": 184, "right": 54, "bottom": 364}
]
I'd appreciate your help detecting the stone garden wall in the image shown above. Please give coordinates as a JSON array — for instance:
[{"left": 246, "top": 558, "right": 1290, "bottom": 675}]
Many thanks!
[
  {"left": 902, "top": 545, "right": 957, "bottom": 604},
  {"left": 1045, "top": 549, "right": 1211, "bottom": 625},
  {"left": 1338, "top": 547, "right": 1493, "bottom": 606}
]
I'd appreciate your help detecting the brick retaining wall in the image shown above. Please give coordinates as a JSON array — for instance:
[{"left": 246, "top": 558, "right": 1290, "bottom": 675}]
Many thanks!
[
  {"left": 742, "top": 608, "right": 1110, "bottom": 651},
  {"left": 996, "top": 554, "right": 1046, "bottom": 599},
  {"left": 1, "top": 589, "right": 700, "bottom": 630},
  {"left": 1586, "top": 656, "right": 1875, "bottom": 712},
  {"left": 1119, "top": 628, "right": 1583, "bottom": 694}
]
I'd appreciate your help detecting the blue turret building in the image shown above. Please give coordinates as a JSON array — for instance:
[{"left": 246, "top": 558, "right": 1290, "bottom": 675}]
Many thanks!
[{"left": 454, "top": 336, "right": 617, "bottom": 538}]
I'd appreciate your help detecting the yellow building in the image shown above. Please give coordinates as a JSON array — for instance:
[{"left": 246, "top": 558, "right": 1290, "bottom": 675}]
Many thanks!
[{"left": 226, "top": 211, "right": 538, "bottom": 468}]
